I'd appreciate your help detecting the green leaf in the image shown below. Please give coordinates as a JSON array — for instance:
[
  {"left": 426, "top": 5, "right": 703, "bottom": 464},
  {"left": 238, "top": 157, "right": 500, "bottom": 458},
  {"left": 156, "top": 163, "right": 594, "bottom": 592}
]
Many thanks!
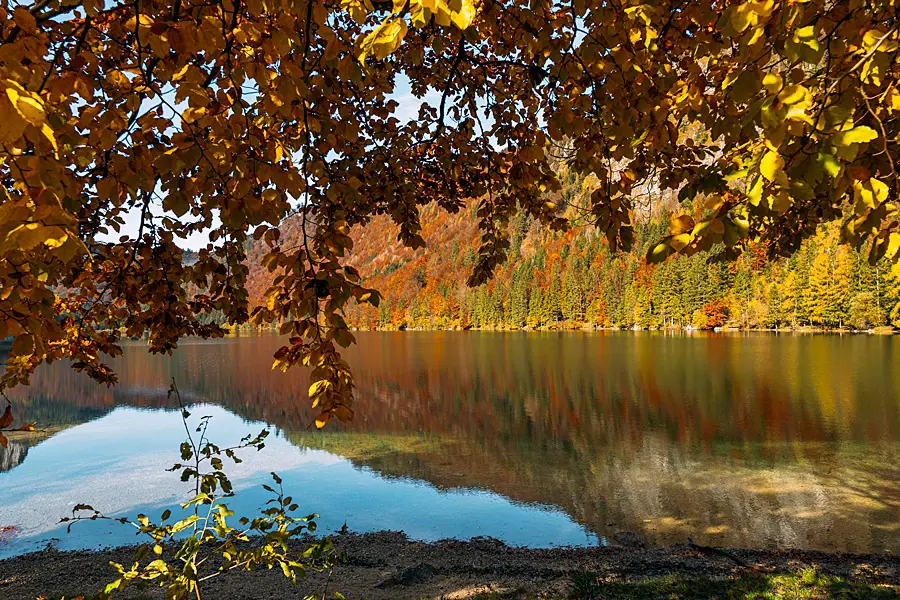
[{"left": 817, "top": 152, "right": 841, "bottom": 178}]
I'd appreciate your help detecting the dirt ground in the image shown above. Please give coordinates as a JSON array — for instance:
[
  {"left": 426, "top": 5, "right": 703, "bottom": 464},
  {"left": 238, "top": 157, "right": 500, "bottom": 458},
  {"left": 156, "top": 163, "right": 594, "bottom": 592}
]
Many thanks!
[{"left": 1, "top": 531, "right": 899, "bottom": 600}]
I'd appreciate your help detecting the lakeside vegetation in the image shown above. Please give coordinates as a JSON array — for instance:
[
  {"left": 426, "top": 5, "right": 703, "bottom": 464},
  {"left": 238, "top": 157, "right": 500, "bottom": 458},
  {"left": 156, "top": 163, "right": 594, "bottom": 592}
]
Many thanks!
[
  {"left": 335, "top": 202, "right": 900, "bottom": 334},
  {"left": 567, "top": 569, "right": 900, "bottom": 600}
]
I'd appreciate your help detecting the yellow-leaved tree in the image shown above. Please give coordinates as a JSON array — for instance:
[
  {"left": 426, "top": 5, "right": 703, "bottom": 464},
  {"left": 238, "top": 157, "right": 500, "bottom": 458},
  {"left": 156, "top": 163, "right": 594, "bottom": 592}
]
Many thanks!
[{"left": 1, "top": 0, "right": 900, "bottom": 431}]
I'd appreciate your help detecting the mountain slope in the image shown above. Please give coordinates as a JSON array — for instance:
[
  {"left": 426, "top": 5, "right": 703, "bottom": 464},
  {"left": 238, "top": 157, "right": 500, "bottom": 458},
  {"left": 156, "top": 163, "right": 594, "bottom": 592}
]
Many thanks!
[{"left": 244, "top": 202, "right": 900, "bottom": 332}]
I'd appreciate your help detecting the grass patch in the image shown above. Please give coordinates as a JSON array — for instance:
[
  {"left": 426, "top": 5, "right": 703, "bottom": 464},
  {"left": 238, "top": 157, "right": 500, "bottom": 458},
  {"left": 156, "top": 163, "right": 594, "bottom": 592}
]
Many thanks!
[
  {"left": 568, "top": 568, "right": 900, "bottom": 599},
  {"left": 286, "top": 430, "right": 453, "bottom": 462}
]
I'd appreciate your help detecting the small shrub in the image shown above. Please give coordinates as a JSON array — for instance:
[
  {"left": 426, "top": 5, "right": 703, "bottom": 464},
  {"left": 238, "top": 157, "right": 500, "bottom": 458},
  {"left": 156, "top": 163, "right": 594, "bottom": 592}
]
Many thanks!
[
  {"left": 569, "top": 570, "right": 600, "bottom": 599},
  {"left": 62, "top": 380, "right": 343, "bottom": 600}
]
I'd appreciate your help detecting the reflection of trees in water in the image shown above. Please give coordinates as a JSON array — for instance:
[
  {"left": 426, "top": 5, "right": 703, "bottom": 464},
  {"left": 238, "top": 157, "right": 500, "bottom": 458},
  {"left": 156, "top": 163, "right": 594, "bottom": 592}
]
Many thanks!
[
  {"left": 0, "top": 442, "right": 27, "bottom": 472},
  {"left": 7, "top": 332, "right": 900, "bottom": 552},
  {"left": 11, "top": 393, "right": 111, "bottom": 429}
]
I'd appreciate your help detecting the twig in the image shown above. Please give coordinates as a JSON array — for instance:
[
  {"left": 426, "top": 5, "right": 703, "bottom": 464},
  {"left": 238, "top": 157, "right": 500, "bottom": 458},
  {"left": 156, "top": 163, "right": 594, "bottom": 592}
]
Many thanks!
[{"left": 687, "top": 537, "right": 762, "bottom": 572}]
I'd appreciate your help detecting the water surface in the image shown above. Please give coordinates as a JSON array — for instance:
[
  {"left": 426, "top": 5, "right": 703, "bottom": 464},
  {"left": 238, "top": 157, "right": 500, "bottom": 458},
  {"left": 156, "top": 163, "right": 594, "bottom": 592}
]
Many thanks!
[{"left": 2, "top": 331, "right": 899, "bottom": 556}]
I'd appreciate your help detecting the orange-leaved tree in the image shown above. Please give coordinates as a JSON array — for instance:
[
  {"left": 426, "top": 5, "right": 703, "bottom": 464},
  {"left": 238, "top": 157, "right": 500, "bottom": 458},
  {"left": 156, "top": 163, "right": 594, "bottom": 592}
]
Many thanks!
[{"left": 1, "top": 0, "right": 899, "bottom": 426}]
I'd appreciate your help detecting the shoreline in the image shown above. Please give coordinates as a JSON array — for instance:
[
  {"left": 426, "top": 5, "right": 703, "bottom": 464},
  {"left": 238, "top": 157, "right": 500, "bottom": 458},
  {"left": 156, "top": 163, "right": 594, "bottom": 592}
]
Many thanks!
[
  {"left": 347, "top": 326, "right": 897, "bottom": 334},
  {"left": 2, "top": 532, "right": 899, "bottom": 599}
]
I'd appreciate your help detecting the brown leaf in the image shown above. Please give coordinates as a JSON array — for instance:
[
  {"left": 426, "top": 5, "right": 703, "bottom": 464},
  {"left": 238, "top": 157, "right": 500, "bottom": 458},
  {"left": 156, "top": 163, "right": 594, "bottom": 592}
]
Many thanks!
[
  {"left": 0, "top": 432, "right": 6, "bottom": 449},
  {"left": 0, "top": 405, "right": 12, "bottom": 429}
]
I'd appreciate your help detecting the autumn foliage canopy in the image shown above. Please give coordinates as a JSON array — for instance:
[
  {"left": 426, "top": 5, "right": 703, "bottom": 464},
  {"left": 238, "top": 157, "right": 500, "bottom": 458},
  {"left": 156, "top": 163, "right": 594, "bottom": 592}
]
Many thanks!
[{"left": 1, "top": 0, "right": 900, "bottom": 426}]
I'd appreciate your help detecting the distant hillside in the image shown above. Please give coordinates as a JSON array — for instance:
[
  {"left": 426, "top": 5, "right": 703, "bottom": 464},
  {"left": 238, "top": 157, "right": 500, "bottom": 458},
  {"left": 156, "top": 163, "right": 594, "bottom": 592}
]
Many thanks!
[{"left": 242, "top": 193, "right": 900, "bottom": 333}]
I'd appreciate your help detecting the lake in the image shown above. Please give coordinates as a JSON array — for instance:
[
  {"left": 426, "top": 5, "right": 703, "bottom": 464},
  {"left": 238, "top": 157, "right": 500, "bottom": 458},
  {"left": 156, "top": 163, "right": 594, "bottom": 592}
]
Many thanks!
[{"left": 1, "top": 331, "right": 899, "bottom": 558}]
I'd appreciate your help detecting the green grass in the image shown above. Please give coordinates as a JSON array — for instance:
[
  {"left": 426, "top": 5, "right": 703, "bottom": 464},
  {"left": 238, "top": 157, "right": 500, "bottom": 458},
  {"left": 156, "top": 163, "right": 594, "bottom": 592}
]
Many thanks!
[{"left": 566, "top": 568, "right": 900, "bottom": 600}]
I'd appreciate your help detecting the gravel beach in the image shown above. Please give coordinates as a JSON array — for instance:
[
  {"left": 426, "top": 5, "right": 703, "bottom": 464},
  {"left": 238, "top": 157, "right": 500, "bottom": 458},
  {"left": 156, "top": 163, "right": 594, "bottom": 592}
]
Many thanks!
[{"left": 2, "top": 531, "right": 900, "bottom": 599}]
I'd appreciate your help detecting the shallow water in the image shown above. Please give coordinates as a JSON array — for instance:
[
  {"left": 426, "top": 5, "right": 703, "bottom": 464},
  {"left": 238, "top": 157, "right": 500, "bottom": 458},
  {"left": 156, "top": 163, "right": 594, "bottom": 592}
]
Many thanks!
[{"left": 1, "top": 331, "right": 899, "bottom": 556}]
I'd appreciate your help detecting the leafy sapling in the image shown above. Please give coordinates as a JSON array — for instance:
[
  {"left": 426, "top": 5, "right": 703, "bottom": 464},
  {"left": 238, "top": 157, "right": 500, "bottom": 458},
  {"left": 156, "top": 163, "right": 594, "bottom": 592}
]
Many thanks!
[{"left": 61, "top": 380, "right": 343, "bottom": 600}]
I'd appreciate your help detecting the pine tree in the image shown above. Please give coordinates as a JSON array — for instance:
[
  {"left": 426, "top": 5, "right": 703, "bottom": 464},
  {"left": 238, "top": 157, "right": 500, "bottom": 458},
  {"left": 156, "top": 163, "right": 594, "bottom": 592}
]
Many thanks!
[
  {"left": 528, "top": 282, "right": 544, "bottom": 329},
  {"left": 508, "top": 268, "right": 529, "bottom": 328},
  {"left": 766, "top": 283, "right": 783, "bottom": 328},
  {"left": 561, "top": 255, "right": 584, "bottom": 325}
]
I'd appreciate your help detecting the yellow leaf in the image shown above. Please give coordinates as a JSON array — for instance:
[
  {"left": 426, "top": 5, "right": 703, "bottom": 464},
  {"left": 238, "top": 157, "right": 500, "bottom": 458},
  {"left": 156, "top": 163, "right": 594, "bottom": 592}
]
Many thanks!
[
  {"left": 669, "top": 214, "right": 695, "bottom": 235},
  {"left": 124, "top": 14, "right": 155, "bottom": 34},
  {"left": 409, "top": 0, "right": 427, "bottom": 27},
  {"left": 778, "top": 84, "right": 808, "bottom": 105},
  {"left": 888, "top": 89, "right": 900, "bottom": 111},
  {"left": 359, "top": 17, "right": 408, "bottom": 64},
  {"left": 853, "top": 177, "right": 889, "bottom": 214},
  {"left": 786, "top": 25, "right": 823, "bottom": 64},
  {"left": 747, "top": 176, "right": 764, "bottom": 206},
  {"left": 14, "top": 95, "right": 47, "bottom": 126},
  {"left": 793, "top": 25, "right": 818, "bottom": 48},
  {"left": 342, "top": 0, "right": 373, "bottom": 24},
  {"left": 760, "top": 150, "right": 787, "bottom": 185},
  {"left": 181, "top": 107, "right": 206, "bottom": 124},
  {"left": 41, "top": 123, "right": 57, "bottom": 151},
  {"left": 669, "top": 233, "right": 692, "bottom": 251},
  {"left": 885, "top": 232, "right": 900, "bottom": 262},
  {"left": 863, "top": 29, "right": 899, "bottom": 53},
  {"left": 762, "top": 73, "right": 783, "bottom": 94},
  {"left": 309, "top": 379, "right": 331, "bottom": 397},
  {"left": 704, "top": 194, "right": 725, "bottom": 210},
  {"left": 726, "top": 4, "right": 754, "bottom": 33},
  {"left": 10, "top": 223, "right": 68, "bottom": 251},
  {"left": 833, "top": 126, "right": 878, "bottom": 147},
  {"left": 450, "top": 0, "right": 478, "bottom": 29}
]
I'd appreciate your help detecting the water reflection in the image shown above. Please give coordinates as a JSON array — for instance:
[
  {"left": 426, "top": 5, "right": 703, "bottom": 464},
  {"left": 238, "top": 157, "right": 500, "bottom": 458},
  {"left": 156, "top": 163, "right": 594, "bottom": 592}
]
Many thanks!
[
  {"left": 0, "top": 406, "right": 593, "bottom": 558},
  {"left": 3, "top": 331, "right": 900, "bottom": 553}
]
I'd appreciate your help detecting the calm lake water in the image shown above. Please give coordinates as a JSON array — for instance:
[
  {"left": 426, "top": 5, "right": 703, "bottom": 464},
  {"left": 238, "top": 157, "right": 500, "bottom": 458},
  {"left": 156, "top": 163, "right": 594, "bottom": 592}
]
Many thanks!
[{"left": 1, "top": 331, "right": 899, "bottom": 557}]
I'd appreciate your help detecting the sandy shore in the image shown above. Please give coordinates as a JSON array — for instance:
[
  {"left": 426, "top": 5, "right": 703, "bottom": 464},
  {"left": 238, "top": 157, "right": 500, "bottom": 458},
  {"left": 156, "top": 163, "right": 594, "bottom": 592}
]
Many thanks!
[{"left": 2, "top": 532, "right": 900, "bottom": 599}]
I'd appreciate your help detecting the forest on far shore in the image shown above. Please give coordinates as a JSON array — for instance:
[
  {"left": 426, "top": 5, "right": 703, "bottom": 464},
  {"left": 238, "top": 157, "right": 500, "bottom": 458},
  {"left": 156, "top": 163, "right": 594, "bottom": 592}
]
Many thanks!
[
  {"left": 326, "top": 192, "right": 900, "bottom": 334},
  {"left": 230, "top": 165, "right": 900, "bottom": 335}
]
